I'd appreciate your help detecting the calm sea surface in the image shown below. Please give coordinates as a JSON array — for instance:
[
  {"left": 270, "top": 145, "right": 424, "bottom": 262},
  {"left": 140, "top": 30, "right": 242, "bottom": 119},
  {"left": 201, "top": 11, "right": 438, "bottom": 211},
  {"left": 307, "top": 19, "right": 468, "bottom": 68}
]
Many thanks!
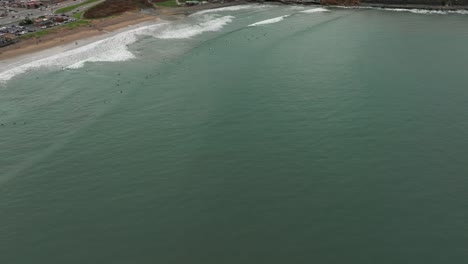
[{"left": 1, "top": 5, "right": 468, "bottom": 263}]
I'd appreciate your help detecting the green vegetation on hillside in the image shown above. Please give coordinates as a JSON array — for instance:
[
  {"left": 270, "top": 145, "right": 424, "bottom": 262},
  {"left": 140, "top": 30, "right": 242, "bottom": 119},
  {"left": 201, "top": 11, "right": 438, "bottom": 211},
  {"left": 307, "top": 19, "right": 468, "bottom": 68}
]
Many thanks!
[
  {"left": 54, "top": 0, "right": 99, "bottom": 14},
  {"left": 20, "top": 28, "right": 55, "bottom": 39},
  {"left": 72, "top": 11, "right": 84, "bottom": 19},
  {"left": 19, "top": 20, "right": 91, "bottom": 39},
  {"left": 154, "top": 0, "right": 179, "bottom": 7},
  {"left": 84, "top": 0, "right": 153, "bottom": 19},
  {"left": 19, "top": 18, "right": 33, "bottom": 26},
  {"left": 63, "top": 19, "right": 91, "bottom": 28}
]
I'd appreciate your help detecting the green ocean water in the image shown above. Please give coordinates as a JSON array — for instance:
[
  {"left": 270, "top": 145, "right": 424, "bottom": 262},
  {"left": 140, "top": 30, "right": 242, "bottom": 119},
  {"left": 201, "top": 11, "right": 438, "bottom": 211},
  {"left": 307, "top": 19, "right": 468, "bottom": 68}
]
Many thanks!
[{"left": 1, "top": 5, "right": 468, "bottom": 263}]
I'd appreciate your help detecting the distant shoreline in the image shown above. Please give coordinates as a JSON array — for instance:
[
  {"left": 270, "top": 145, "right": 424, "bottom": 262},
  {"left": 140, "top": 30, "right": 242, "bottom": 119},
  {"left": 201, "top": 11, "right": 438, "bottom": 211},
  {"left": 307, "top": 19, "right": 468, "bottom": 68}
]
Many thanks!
[
  {"left": 352, "top": 3, "right": 468, "bottom": 10},
  {"left": 1, "top": 0, "right": 467, "bottom": 72}
]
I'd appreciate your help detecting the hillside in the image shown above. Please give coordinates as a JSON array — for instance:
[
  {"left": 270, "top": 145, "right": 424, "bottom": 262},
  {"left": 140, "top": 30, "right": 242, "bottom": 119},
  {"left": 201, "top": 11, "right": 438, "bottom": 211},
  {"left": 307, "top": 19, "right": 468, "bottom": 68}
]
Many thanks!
[{"left": 84, "top": 0, "right": 154, "bottom": 19}]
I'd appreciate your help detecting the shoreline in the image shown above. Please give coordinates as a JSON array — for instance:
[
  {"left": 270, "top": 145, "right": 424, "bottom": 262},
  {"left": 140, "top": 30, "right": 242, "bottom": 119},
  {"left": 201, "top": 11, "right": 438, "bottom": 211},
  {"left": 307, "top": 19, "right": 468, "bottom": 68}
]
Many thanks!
[
  {"left": 0, "top": 18, "right": 162, "bottom": 74},
  {"left": 348, "top": 3, "right": 468, "bottom": 10},
  {"left": 0, "top": 1, "right": 245, "bottom": 69},
  {"left": 1, "top": 0, "right": 467, "bottom": 73},
  {"left": 0, "top": 12, "right": 160, "bottom": 66}
]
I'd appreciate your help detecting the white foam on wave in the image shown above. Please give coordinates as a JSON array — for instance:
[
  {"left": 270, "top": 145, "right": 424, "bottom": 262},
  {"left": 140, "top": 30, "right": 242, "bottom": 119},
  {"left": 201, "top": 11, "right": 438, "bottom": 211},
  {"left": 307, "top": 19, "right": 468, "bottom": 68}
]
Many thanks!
[
  {"left": 0, "top": 13, "right": 236, "bottom": 82},
  {"left": 249, "top": 15, "right": 289, "bottom": 27},
  {"left": 380, "top": 7, "right": 468, "bottom": 15},
  {"left": 0, "top": 23, "right": 163, "bottom": 82},
  {"left": 192, "top": 4, "right": 267, "bottom": 15},
  {"left": 384, "top": 8, "right": 449, "bottom": 14},
  {"left": 389, "top": 8, "right": 468, "bottom": 15},
  {"left": 335, "top": 5, "right": 468, "bottom": 15},
  {"left": 288, "top": 6, "right": 307, "bottom": 10},
  {"left": 300, "top": 7, "right": 330, "bottom": 13},
  {"left": 154, "top": 15, "right": 234, "bottom": 39},
  {"left": 64, "top": 31, "right": 139, "bottom": 69}
]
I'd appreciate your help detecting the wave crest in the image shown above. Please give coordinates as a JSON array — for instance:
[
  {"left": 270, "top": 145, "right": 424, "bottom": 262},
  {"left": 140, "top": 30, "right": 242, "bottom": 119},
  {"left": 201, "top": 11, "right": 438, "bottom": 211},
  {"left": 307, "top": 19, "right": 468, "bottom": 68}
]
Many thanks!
[
  {"left": 192, "top": 4, "right": 268, "bottom": 15},
  {"left": 154, "top": 15, "right": 234, "bottom": 39},
  {"left": 248, "top": 15, "right": 289, "bottom": 27},
  {"left": 336, "top": 5, "right": 468, "bottom": 15},
  {"left": 300, "top": 7, "right": 330, "bottom": 13}
]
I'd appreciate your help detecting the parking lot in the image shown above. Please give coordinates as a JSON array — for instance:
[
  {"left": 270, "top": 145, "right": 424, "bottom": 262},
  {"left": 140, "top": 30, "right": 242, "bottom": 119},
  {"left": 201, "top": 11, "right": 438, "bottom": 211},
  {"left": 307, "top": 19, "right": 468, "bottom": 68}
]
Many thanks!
[{"left": 0, "top": 0, "right": 89, "bottom": 26}]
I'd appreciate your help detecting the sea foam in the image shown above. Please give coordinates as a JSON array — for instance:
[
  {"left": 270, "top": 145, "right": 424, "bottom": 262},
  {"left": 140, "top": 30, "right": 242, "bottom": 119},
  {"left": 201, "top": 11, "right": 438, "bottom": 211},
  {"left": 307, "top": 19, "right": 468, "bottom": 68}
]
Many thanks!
[
  {"left": 0, "top": 23, "right": 161, "bottom": 82},
  {"left": 335, "top": 5, "right": 468, "bottom": 15},
  {"left": 384, "top": 8, "right": 451, "bottom": 14},
  {"left": 0, "top": 14, "right": 235, "bottom": 82},
  {"left": 192, "top": 4, "right": 268, "bottom": 16},
  {"left": 153, "top": 15, "right": 234, "bottom": 39},
  {"left": 300, "top": 7, "right": 330, "bottom": 13},
  {"left": 389, "top": 8, "right": 468, "bottom": 15},
  {"left": 248, "top": 15, "right": 289, "bottom": 27}
]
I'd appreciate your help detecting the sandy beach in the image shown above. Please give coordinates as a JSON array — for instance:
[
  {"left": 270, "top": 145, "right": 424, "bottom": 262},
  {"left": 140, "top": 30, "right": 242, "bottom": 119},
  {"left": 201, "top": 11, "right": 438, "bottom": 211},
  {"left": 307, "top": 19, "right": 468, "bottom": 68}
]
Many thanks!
[
  {"left": 0, "top": 2, "right": 247, "bottom": 74},
  {"left": 0, "top": 12, "right": 160, "bottom": 62}
]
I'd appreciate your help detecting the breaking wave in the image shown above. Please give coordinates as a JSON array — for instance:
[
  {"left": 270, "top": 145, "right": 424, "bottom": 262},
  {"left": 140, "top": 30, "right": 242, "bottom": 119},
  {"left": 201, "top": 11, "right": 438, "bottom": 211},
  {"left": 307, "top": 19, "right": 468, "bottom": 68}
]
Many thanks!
[
  {"left": 0, "top": 14, "right": 235, "bottom": 82},
  {"left": 192, "top": 4, "right": 268, "bottom": 15},
  {"left": 153, "top": 15, "right": 234, "bottom": 39},
  {"left": 249, "top": 15, "right": 289, "bottom": 27},
  {"left": 384, "top": 8, "right": 457, "bottom": 14},
  {"left": 0, "top": 23, "right": 163, "bottom": 82},
  {"left": 335, "top": 5, "right": 468, "bottom": 15},
  {"left": 300, "top": 7, "right": 330, "bottom": 13}
]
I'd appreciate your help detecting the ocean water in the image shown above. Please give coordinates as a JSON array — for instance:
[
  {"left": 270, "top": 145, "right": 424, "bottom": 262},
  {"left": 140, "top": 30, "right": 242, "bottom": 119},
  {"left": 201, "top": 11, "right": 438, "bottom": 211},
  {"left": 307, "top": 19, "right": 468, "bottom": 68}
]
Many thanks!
[{"left": 1, "top": 5, "right": 468, "bottom": 263}]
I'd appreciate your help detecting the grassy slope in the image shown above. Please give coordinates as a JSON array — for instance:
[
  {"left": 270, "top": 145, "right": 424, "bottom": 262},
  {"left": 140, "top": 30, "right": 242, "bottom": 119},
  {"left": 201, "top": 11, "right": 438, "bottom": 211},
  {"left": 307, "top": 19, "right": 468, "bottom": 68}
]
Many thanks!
[
  {"left": 54, "top": 0, "right": 99, "bottom": 14},
  {"left": 154, "top": 0, "right": 179, "bottom": 7},
  {"left": 20, "top": 20, "right": 91, "bottom": 39},
  {"left": 72, "top": 11, "right": 84, "bottom": 19}
]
